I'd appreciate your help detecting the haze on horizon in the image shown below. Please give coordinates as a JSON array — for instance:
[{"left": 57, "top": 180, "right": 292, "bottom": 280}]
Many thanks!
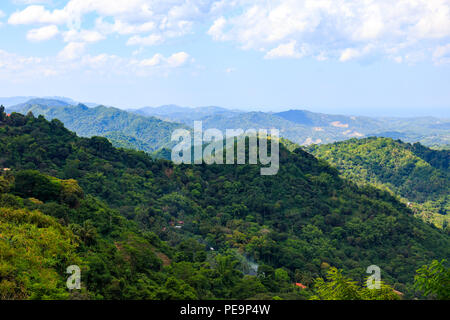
[{"left": 0, "top": 1, "right": 449, "bottom": 118}]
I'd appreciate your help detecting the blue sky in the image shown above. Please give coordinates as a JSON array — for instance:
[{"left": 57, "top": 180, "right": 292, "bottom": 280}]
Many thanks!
[{"left": 0, "top": 0, "right": 449, "bottom": 117}]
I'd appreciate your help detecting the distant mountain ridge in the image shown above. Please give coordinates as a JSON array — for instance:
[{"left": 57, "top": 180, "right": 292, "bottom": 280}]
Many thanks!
[
  {"left": 4, "top": 98, "right": 449, "bottom": 154},
  {"left": 129, "top": 104, "right": 242, "bottom": 123},
  {"left": 6, "top": 99, "right": 187, "bottom": 153},
  {"left": 132, "top": 105, "right": 449, "bottom": 148},
  {"left": 8, "top": 98, "right": 71, "bottom": 110},
  {"left": 0, "top": 96, "right": 99, "bottom": 108}
]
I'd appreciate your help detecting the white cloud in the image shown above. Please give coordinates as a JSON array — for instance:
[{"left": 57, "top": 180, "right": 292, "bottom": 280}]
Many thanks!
[
  {"left": 7, "top": 0, "right": 450, "bottom": 64},
  {"left": 127, "top": 34, "right": 163, "bottom": 46},
  {"left": 207, "top": 16, "right": 227, "bottom": 41},
  {"left": 339, "top": 48, "right": 361, "bottom": 62},
  {"left": 9, "top": 5, "right": 68, "bottom": 25},
  {"left": 208, "top": 0, "right": 450, "bottom": 63},
  {"left": 0, "top": 49, "right": 50, "bottom": 81},
  {"left": 26, "top": 25, "right": 59, "bottom": 42},
  {"left": 265, "top": 40, "right": 307, "bottom": 59},
  {"left": 63, "top": 29, "right": 105, "bottom": 43},
  {"left": 0, "top": 47, "right": 190, "bottom": 82},
  {"left": 167, "top": 52, "right": 190, "bottom": 67},
  {"left": 433, "top": 44, "right": 450, "bottom": 65},
  {"left": 9, "top": 0, "right": 217, "bottom": 46},
  {"left": 339, "top": 44, "right": 376, "bottom": 62},
  {"left": 140, "top": 54, "right": 164, "bottom": 67},
  {"left": 95, "top": 17, "right": 155, "bottom": 35},
  {"left": 139, "top": 51, "right": 190, "bottom": 68},
  {"left": 58, "top": 42, "right": 86, "bottom": 60}
]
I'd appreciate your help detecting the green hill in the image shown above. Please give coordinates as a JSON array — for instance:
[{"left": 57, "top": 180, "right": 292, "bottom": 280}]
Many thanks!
[
  {"left": 7, "top": 101, "right": 186, "bottom": 153},
  {"left": 308, "top": 137, "right": 449, "bottom": 229},
  {"left": 138, "top": 106, "right": 449, "bottom": 148},
  {"left": 0, "top": 109, "right": 448, "bottom": 299}
]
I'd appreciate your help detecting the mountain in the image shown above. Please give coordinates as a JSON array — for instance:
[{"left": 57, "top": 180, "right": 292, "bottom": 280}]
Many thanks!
[
  {"left": 130, "top": 104, "right": 242, "bottom": 123},
  {"left": 308, "top": 137, "right": 449, "bottom": 229},
  {"left": 274, "top": 109, "right": 382, "bottom": 131},
  {"left": 8, "top": 98, "right": 71, "bottom": 110},
  {"left": 6, "top": 99, "right": 448, "bottom": 153},
  {"left": 0, "top": 96, "right": 97, "bottom": 108},
  {"left": 6, "top": 100, "right": 186, "bottom": 153},
  {"left": 0, "top": 96, "right": 38, "bottom": 107},
  {"left": 0, "top": 109, "right": 448, "bottom": 299},
  {"left": 194, "top": 111, "right": 449, "bottom": 148},
  {"left": 135, "top": 105, "right": 449, "bottom": 148}
]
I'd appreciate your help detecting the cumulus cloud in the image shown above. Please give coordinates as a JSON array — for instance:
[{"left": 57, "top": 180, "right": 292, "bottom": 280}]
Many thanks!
[
  {"left": 0, "top": 49, "right": 51, "bottom": 80},
  {"left": 7, "top": 0, "right": 450, "bottom": 64},
  {"left": 167, "top": 52, "right": 190, "bottom": 67},
  {"left": 95, "top": 17, "right": 155, "bottom": 35},
  {"left": 0, "top": 46, "right": 191, "bottom": 83},
  {"left": 63, "top": 29, "right": 105, "bottom": 43},
  {"left": 9, "top": 5, "right": 68, "bottom": 25},
  {"left": 339, "top": 45, "right": 374, "bottom": 62},
  {"left": 9, "top": 0, "right": 218, "bottom": 46},
  {"left": 58, "top": 42, "right": 86, "bottom": 60},
  {"left": 26, "top": 25, "right": 59, "bottom": 42},
  {"left": 127, "top": 34, "right": 163, "bottom": 46},
  {"left": 208, "top": 0, "right": 450, "bottom": 63},
  {"left": 265, "top": 41, "right": 308, "bottom": 59},
  {"left": 207, "top": 16, "right": 227, "bottom": 41},
  {"left": 139, "top": 51, "right": 190, "bottom": 68},
  {"left": 433, "top": 44, "right": 450, "bottom": 65}
]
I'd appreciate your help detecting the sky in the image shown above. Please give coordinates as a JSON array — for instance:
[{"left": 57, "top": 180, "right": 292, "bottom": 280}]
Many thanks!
[{"left": 0, "top": 0, "right": 449, "bottom": 117}]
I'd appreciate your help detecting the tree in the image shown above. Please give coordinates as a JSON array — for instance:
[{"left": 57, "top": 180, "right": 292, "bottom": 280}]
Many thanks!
[
  {"left": 0, "top": 105, "right": 5, "bottom": 122},
  {"left": 311, "top": 267, "right": 399, "bottom": 300},
  {"left": 13, "top": 170, "right": 60, "bottom": 202},
  {"left": 414, "top": 259, "right": 450, "bottom": 300},
  {"left": 0, "top": 175, "right": 10, "bottom": 193}
]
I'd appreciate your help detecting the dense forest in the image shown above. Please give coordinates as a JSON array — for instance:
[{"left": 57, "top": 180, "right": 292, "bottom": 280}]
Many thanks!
[
  {"left": 8, "top": 99, "right": 449, "bottom": 153},
  {"left": 0, "top": 108, "right": 448, "bottom": 300},
  {"left": 7, "top": 100, "right": 186, "bottom": 153},
  {"left": 308, "top": 137, "right": 449, "bottom": 229}
]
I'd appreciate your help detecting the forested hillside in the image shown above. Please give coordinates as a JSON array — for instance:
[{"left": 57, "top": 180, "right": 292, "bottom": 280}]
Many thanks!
[
  {"left": 135, "top": 106, "right": 449, "bottom": 148},
  {"left": 0, "top": 109, "right": 448, "bottom": 300},
  {"left": 10, "top": 99, "right": 449, "bottom": 155},
  {"left": 308, "top": 137, "right": 449, "bottom": 229},
  {"left": 7, "top": 100, "right": 186, "bottom": 153}
]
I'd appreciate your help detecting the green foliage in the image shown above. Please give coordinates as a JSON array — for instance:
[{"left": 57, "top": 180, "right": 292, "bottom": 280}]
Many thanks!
[
  {"left": 0, "top": 207, "right": 82, "bottom": 299},
  {"left": 167, "top": 109, "right": 449, "bottom": 147},
  {"left": 311, "top": 267, "right": 399, "bottom": 300},
  {"left": 13, "top": 170, "right": 61, "bottom": 202},
  {"left": 8, "top": 103, "right": 187, "bottom": 153},
  {"left": 0, "top": 111, "right": 448, "bottom": 300},
  {"left": 414, "top": 259, "right": 450, "bottom": 300},
  {"left": 308, "top": 137, "right": 449, "bottom": 229}
]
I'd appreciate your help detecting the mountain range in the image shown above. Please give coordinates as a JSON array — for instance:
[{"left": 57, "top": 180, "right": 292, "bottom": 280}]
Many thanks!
[
  {"left": 308, "top": 137, "right": 449, "bottom": 229},
  {"left": 0, "top": 96, "right": 99, "bottom": 108},
  {"left": 4, "top": 98, "right": 449, "bottom": 155},
  {"left": 6, "top": 99, "right": 187, "bottom": 153},
  {"left": 0, "top": 108, "right": 448, "bottom": 300}
]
